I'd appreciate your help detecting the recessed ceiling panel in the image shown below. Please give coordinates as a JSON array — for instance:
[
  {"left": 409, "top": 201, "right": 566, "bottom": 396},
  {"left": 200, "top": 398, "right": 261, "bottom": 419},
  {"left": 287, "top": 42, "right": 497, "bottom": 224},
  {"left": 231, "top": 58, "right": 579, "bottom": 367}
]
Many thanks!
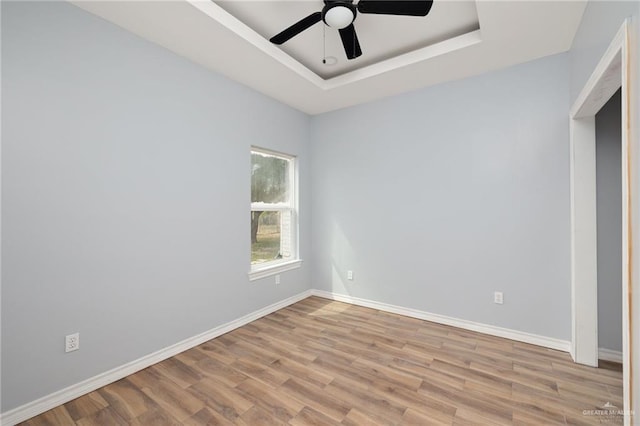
[{"left": 216, "top": 0, "right": 479, "bottom": 79}]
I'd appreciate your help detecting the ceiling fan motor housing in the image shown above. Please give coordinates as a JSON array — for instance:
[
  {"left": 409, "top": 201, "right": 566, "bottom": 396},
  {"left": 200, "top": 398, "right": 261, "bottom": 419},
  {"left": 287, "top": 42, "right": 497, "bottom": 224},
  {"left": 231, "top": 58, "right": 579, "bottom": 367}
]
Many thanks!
[{"left": 322, "top": 1, "right": 357, "bottom": 29}]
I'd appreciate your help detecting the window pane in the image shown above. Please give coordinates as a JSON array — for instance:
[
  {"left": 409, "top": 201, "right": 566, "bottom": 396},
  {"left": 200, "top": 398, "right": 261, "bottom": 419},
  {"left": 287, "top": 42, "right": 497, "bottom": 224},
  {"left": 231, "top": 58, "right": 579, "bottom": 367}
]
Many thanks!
[
  {"left": 250, "top": 210, "right": 293, "bottom": 265},
  {"left": 251, "top": 211, "right": 281, "bottom": 265},
  {"left": 251, "top": 152, "right": 289, "bottom": 204}
]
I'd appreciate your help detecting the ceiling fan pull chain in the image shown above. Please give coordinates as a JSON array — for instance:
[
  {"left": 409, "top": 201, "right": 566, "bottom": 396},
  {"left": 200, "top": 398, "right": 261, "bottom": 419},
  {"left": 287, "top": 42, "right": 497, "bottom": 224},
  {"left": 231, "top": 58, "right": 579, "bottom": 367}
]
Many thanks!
[{"left": 322, "top": 23, "right": 326, "bottom": 64}]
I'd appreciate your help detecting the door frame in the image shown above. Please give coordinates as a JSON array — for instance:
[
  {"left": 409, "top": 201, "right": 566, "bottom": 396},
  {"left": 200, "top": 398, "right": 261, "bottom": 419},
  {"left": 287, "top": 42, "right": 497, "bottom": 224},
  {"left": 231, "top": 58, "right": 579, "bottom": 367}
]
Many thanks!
[{"left": 569, "top": 18, "right": 636, "bottom": 423}]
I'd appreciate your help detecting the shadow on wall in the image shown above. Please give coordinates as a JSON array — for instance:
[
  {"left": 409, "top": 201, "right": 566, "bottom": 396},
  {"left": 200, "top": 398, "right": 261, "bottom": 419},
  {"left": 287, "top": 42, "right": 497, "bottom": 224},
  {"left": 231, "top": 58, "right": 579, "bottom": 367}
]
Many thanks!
[{"left": 330, "top": 219, "right": 355, "bottom": 296}]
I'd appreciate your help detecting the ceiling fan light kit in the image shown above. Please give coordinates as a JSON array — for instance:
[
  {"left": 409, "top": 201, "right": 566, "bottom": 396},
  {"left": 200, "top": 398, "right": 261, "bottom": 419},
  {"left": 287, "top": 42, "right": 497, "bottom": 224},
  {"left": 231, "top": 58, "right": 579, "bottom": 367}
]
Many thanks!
[
  {"left": 270, "top": 0, "right": 434, "bottom": 61},
  {"left": 323, "top": 4, "right": 355, "bottom": 29}
]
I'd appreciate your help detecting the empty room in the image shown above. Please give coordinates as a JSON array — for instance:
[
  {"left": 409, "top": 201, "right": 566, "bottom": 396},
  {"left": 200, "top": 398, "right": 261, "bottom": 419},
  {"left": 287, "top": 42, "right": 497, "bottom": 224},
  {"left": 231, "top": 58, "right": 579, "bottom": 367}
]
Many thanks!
[{"left": 1, "top": 0, "right": 639, "bottom": 425}]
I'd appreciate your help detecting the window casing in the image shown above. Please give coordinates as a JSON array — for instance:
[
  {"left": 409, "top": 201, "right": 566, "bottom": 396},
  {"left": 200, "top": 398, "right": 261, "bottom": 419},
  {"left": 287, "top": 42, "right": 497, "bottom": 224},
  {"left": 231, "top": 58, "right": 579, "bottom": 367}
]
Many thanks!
[{"left": 249, "top": 147, "right": 301, "bottom": 280}]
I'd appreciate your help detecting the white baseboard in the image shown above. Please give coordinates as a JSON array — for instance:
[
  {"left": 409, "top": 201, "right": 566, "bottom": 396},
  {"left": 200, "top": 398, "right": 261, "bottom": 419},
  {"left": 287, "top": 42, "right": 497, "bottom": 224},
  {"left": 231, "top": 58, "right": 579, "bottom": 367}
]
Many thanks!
[
  {"left": 599, "top": 347, "right": 623, "bottom": 363},
  {"left": 311, "top": 290, "right": 572, "bottom": 353},
  {"left": 0, "top": 290, "right": 313, "bottom": 426}
]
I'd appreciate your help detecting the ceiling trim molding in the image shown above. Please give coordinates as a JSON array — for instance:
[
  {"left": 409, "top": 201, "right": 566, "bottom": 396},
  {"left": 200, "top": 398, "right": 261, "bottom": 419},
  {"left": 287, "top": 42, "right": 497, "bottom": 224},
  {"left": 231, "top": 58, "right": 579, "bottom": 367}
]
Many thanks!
[
  {"left": 188, "top": 0, "right": 326, "bottom": 86},
  {"left": 323, "top": 30, "right": 482, "bottom": 90},
  {"left": 188, "top": 0, "right": 482, "bottom": 91}
]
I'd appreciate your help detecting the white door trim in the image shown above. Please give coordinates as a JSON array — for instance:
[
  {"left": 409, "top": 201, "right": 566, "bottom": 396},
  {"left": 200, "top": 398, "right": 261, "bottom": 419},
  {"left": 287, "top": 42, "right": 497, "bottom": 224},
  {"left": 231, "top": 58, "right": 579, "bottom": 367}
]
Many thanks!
[{"left": 569, "top": 18, "right": 636, "bottom": 424}]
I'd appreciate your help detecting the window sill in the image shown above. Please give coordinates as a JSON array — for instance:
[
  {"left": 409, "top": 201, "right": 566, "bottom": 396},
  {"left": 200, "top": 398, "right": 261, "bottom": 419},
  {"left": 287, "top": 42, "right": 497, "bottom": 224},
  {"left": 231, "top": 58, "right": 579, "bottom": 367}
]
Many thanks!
[{"left": 248, "top": 259, "right": 303, "bottom": 281}]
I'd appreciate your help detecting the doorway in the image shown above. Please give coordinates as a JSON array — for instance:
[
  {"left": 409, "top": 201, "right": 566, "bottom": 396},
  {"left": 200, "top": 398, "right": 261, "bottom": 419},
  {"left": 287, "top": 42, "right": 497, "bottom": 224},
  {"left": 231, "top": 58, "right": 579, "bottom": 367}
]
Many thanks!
[
  {"left": 569, "top": 19, "right": 634, "bottom": 422},
  {"left": 595, "top": 89, "right": 623, "bottom": 363}
]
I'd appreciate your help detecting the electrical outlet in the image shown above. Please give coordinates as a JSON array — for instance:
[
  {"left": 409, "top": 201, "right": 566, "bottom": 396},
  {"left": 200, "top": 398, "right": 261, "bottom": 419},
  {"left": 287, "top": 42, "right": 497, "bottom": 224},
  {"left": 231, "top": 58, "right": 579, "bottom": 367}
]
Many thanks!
[
  {"left": 275, "top": 274, "right": 281, "bottom": 285},
  {"left": 494, "top": 292, "right": 504, "bottom": 305},
  {"left": 65, "top": 333, "right": 79, "bottom": 353},
  {"left": 347, "top": 270, "right": 354, "bottom": 281}
]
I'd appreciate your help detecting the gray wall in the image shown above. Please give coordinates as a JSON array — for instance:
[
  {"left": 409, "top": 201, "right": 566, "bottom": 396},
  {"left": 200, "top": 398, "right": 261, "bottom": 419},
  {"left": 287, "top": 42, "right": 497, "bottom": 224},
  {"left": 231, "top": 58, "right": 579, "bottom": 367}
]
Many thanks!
[
  {"left": 310, "top": 53, "right": 571, "bottom": 340},
  {"left": 596, "top": 89, "right": 622, "bottom": 353},
  {"left": 1, "top": 1, "right": 311, "bottom": 412}
]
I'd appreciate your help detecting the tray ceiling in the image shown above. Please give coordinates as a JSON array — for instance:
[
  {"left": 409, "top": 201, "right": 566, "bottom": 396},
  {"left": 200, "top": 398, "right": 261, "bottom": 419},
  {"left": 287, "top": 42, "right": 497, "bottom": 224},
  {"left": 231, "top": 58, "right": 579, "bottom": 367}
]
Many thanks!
[{"left": 71, "top": 1, "right": 587, "bottom": 115}]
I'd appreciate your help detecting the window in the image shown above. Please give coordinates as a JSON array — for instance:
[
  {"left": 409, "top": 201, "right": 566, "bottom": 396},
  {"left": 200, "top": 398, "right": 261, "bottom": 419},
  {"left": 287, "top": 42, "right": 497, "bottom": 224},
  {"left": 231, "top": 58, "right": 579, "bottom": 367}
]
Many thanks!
[{"left": 249, "top": 147, "right": 301, "bottom": 280}]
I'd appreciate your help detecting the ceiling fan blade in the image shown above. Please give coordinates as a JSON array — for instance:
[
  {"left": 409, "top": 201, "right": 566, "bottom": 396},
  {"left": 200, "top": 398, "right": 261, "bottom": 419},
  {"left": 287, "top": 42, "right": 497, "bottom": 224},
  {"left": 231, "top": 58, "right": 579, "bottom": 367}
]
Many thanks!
[
  {"left": 357, "top": 0, "right": 433, "bottom": 16},
  {"left": 338, "top": 24, "right": 362, "bottom": 60},
  {"left": 270, "top": 12, "right": 322, "bottom": 45}
]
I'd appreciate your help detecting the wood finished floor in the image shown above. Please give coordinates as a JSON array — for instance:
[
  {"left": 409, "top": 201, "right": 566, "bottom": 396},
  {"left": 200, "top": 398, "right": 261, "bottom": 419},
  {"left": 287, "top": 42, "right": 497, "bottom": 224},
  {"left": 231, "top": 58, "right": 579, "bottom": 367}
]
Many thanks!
[{"left": 22, "top": 296, "right": 623, "bottom": 425}]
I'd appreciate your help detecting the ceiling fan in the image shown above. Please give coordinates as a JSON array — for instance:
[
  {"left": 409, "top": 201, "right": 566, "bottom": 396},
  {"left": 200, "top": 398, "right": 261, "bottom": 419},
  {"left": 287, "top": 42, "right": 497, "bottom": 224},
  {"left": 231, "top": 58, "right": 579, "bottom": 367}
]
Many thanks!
[{"left": 269, "top": 0, "right": 434, "bottom": 60}]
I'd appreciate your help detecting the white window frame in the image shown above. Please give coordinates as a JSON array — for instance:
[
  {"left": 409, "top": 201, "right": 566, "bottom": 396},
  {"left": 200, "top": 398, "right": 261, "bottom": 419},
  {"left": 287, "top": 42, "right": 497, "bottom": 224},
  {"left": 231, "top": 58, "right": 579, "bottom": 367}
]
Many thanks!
[{"left": 248, "top": 147, "right": 302, "bottom": 281}]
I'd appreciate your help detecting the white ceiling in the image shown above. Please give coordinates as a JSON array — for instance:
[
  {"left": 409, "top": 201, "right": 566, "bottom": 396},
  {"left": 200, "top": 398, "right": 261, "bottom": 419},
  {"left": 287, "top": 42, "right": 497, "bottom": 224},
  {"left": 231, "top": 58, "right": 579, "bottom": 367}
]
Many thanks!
[{"left": 72, "top": 0, "right": 587, "bottom": 115}]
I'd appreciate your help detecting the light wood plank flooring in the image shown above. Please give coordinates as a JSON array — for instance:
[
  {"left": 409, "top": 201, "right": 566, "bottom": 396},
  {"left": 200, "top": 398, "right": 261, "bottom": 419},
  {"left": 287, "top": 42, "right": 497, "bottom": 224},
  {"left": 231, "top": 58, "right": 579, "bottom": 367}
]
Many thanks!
[{"left": 22, "top": 296, "right": 623, "bottom": 425}]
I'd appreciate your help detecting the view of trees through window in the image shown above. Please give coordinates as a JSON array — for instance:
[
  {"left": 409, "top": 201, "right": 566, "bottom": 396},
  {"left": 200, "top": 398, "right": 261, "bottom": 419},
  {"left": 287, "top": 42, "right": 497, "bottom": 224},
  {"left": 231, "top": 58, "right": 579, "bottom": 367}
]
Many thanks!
[
  {"left": 251, "top": 150, "right": 293, "bottom": 265},
  {"left": 251, "top": 211, "right": 281, "bottom": 263}
]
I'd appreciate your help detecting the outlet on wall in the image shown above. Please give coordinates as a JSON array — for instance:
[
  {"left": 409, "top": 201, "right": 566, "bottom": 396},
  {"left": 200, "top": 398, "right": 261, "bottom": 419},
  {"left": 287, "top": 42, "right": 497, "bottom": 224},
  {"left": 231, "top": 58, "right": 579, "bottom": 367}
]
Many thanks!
[
  {"left": 65, "top": 333, "right": 80, "bottom": 353},
  {"left": 347, "top": 270, "right": 354, "bottom": 281},
  {"left": 275, "top": 274, "right": 281, "bottom": 285},
  {"left": 494, "top": 292, "right": 504, "bottom": 304}
]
